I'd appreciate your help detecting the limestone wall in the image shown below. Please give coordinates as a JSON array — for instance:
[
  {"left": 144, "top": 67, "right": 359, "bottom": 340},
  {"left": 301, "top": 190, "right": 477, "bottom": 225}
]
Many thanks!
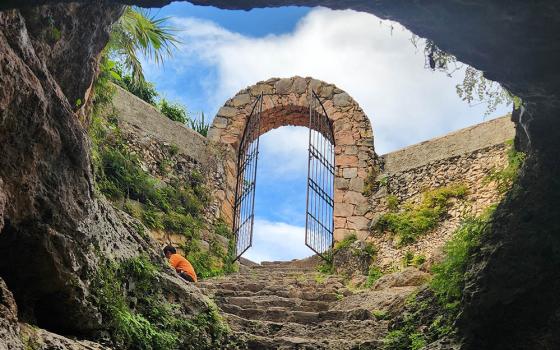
[
  {"left": 111, "top": 86, "right": 229, "bottom": 250},
  {"left": 369, "top": 116, "right": 516, "bottom": 269}
]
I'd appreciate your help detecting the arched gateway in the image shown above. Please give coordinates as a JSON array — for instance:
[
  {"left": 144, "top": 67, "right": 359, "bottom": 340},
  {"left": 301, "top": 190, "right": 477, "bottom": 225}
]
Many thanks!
[{"left": 208, "top": 77, "right": 376, "bottom": 260}]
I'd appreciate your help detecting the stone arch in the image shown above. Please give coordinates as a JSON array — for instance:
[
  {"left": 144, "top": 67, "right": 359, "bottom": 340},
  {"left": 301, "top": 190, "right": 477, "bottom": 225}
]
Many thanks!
[{"left": 208, "top": 76, "right": 377, "bottom": 241}]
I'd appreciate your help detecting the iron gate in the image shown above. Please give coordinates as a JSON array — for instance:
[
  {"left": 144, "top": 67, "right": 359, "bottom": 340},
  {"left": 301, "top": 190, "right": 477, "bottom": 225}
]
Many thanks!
[
  {"left": 232, "top": 93, "right": 263, "bottom": 261},
  {"left": 305, "top": 91, "right": 335, "bottom": 259},
  {"left": 232, "top": 91, "right": 334, "bottom": 261}
]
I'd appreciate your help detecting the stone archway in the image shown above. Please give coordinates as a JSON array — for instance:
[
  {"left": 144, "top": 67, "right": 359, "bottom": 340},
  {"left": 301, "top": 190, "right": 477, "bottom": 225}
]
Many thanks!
[{"left": 209, "top": 76, "right": 377, "bottom": 242}]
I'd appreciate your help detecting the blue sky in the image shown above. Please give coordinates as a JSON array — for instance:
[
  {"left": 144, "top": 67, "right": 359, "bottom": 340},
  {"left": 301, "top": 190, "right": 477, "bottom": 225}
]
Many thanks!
[{"left": 142, "top": 4, "right": 512, "bottom": 263}]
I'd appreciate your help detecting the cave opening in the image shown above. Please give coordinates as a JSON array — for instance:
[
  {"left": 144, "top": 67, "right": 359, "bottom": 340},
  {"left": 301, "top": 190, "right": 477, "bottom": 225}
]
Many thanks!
[{"left": 0, "top": 220, "right": 93, "bottom": 337}]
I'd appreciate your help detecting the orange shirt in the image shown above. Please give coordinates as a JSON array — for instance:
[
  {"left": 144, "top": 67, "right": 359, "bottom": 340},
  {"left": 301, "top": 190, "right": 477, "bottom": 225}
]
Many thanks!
[{"left": 169, "top": 253, "right": 197, "bottom": 282}]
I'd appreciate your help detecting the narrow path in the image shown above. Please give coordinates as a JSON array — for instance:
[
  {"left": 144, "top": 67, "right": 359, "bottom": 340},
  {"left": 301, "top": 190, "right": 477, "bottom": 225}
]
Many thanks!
[{"left": 198, "top": 258, "right": 428, "bottom": 349}]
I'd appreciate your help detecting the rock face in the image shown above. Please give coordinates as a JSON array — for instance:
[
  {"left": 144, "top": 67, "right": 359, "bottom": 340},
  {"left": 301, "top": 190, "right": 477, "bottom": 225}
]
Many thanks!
[
  {"left": 199, "top": 259, "right": 427, "bottom": 348},
  {"left": 0, "top": 4, "right": 222, "bottom": 348}
]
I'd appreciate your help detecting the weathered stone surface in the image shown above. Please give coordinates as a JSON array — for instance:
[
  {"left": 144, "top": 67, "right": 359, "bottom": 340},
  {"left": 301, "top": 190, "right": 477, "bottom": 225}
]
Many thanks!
[
  {"left": 0, "top": 278, "right": 23, "bottom": 349},
  {"left": 343, "top": 167, "right": 358, "bottom": 178},
  {"left": 373, "top": 267, "right": 430, "bottom": 290},
  {"left": 275, "top": 78, "right": 293, "bottom": 93},
  {"left": 333, "top": 92, "right": 351, "bottom": 107},
  {"left": 333, "top": 240, "right": 373, "bottom": 276},
  {"left": 231, "top": 93, "right": 251, "bottom": 106},
  {"left": 217, "top": 106, "right": 238, "bottom": 117}
]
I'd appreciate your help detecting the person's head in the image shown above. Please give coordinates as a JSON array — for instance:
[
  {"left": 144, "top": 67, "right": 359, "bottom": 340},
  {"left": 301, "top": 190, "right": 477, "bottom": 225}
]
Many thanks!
[{"left": 163, "top": 245, "right": 176, "bottom": 259}]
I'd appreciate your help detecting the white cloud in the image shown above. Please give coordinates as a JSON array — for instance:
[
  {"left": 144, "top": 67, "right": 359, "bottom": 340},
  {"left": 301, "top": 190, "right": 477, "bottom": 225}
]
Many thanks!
[
  {"left": 160, "top": 7, "right": 510, "bottom": 155},
  {"left": 258, "top": 126, "right": 308, "bottom": 179},
  {"left": 243, "top": 218, "right": 314, "bottom": 263}
]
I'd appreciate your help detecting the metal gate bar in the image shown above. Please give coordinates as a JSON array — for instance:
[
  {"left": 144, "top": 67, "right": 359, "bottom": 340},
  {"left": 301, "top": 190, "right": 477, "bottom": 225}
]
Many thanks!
[
  {"left": 232, "top": 93, "right": 263, "bottom": 261},
  {"left": 305, "top": 91, "right": 335, "bottom": 260}
]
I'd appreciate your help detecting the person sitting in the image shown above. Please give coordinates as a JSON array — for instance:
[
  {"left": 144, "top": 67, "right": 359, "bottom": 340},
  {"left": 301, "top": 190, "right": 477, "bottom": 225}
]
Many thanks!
[{"left": 163, "top": 245, "right": 198, "bottom": 283}]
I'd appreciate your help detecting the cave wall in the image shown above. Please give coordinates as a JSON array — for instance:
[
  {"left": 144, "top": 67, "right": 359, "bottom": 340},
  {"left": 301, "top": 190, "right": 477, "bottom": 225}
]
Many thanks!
[
  {"left": 0, "top": 4, "right": 218, "bottom": 346},
  {"left": 0, "top": 1, "right": 559, "bottom": 349}
]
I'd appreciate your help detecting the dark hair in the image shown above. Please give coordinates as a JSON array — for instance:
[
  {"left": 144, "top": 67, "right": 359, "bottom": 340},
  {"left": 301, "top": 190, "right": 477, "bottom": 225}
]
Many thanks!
[{"left": 163, "top": 245, "right": 176, "bottom": 255}]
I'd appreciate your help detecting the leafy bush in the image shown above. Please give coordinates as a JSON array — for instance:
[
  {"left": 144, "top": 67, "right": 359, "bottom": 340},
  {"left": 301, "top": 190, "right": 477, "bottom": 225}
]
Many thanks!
[
  {"left": 402, "top": 251, "right": 426, "bottom": 268},
  {"left": 430, "top": 206, "right": 496, "bottom": 307},
  {"left": 214, "top": 218, "right": 233, "bottom": 239},
  {"left": 116, "top": 73, "right": 159, "bottom": 106},
  {"left": 334, "top": 233, "right": 357, "bottom": 251},
  {"left": 386, "top": 195, "right": 399, "bottom": 211},
  {"left": 485, "top": 140, "right": 526, "bottom": 194},
  {"left": 365, "top": 265, "right": 383, "bottom": 288},
  {"left": 92, "top": 257, "right": 230, "bottom": 349},
  {"left": 159, "top": 98, "right": 188, "bottom": 124},
  {"left": 162, "top": 211, "right": 199, "bottom": 238},
  {"left": 374, "top": 184, "right": 468, "bottom": 246}
]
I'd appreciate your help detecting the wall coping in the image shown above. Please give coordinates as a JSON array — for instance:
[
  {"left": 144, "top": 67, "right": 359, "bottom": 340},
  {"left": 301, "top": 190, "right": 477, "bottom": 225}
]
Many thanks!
[
  {"left": 111, "top": 85, "right": 211, "bottom": 162},
  {"left": 380, "top": 115, "right": 515, "bottom": 174}
]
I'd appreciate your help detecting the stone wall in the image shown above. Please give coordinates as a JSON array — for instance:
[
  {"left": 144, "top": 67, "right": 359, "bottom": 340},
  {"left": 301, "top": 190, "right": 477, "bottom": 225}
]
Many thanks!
[
  {"left": 111, "top": 86, "right": 229, "bottom": 251},
  {"left": 368, "top": 116, "right": 516, "bottom": 269},
  {"left": 208, "top": 76, "right": 377, "bottom": 240}
]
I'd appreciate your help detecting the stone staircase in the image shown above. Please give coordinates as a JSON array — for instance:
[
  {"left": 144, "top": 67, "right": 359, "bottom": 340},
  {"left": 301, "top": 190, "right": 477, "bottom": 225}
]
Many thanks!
[{"left": 198, "top": 258, "right": 428, "bottom": 349}]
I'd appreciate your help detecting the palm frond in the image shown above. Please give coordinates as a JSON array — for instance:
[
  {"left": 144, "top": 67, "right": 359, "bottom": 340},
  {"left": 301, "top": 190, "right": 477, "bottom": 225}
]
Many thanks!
[{"left": 107, "top": 6, "right": 179, "bottom": 86}]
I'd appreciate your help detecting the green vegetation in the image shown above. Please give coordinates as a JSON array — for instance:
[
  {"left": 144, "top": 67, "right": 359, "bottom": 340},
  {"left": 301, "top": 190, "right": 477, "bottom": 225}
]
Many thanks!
[
  {"left": 382, "top": 206, "right": 496, "bottom": 349},
  {"left": 362, "top": 168, "right": 382, "bottom": 197},
  {"left": 189, "top": 112, "right": 211, "bottom": 137},
  {"left": 92, "top": 256, "right": 231, "bottom": 349},
  {"left": 431, "top": 206, "right": 496, "bottom": 307},
  {"left": 159, "top": 98, "right": 188, "bottom": 123},
  {"left": 106, "top": 7, "right": 178, "bottom": 86},
  {"left": 364, "top": 265, "right": 383, "bottom": 288},
  {"left": 386, "top": 195, "right": 399, "bottom": 211},
  {"left": 485, "top": 140, "right": 526, "bottom": 194},
  {"left": 334, "top": 233, "right": 358, "bottom": 251},
  {"left": 382, "top": 291, "right": 455, "bottom": 350},
  {"left": 374, "top": 184, "right": 469, "bottom": 246},
  {"left": 90, "top": 108, "right": 235, "bottom": 278},
  {"left": 402, "top": 251, "right": 426, "bottom": 268},
  {"left": 115, "top": 72, "right": 159, "bottom": 106}
]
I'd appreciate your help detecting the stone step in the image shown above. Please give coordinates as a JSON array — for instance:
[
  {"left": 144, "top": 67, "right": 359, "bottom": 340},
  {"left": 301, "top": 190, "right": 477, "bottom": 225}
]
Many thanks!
[
  {"left": 201, "top": 287, "right": 343, "bottom": 302},
  {"left": 221, "top": 295, "right": 330, "bottom": 312},
  {"left": 225, "top": 312, "right": 389, "bottom": 341},
  {"left": 236, "top": 330, "right": 382, "bottom": 350},
  {"left": 219, "top": 303, "right": 374, "bottom": 324}
]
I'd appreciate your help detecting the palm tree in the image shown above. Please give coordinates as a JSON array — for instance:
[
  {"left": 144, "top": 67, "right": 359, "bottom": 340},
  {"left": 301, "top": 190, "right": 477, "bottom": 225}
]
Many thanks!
[{"left": 106, "top": 7, "right": 179, "bottom": 86}]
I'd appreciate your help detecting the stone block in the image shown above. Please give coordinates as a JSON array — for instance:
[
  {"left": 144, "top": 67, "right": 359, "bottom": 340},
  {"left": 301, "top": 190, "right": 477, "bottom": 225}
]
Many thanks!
[
  {"left": 334, "top": 228, "right": 356, "bottom": 242},
  {"left": 346, "top": 216, "right": 370, "bottom": 230},
  {"left": 250, "top": 83, "right": 273, "bottom": 96},
  {"left": 344, "top": 191, "right": 364, "bottom": 205},
  {"left": 275, "top": 78, "right": 293, "bottom": 94},
  {"left": 213, "top": 116, "right": 228, "bottom": 129},
  {"left": 343, "top": 167, "right": 358, "bottom": 178},
  {"left": 319, "top": 85, "right": 334, "bottom": 98},
  {"left": 349, "top": 177, "right": 364, "bottom": 192},
  {"left": 232, "top": 94, "right": 251, "bottom": 106},
  {"left": 336, "top": 155, "right": 358, "bottom": 167},
  {"left": 334, "top": 203, "right": 354, "bottom": 217},
  {"left": 217, "top": 106, "right": 238, "bottom": 118},
  {"left": 334, "top": 216, "right": 347, "bottom": 229},
  {"left": 334, "top": 178, "right": 349, "bottom": 190},
  {"left": 292, "top": 76, "right": 307, "bottom": 94},
  {"left": 333, "top": 92, "right": 352, "bottom": 107}
]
